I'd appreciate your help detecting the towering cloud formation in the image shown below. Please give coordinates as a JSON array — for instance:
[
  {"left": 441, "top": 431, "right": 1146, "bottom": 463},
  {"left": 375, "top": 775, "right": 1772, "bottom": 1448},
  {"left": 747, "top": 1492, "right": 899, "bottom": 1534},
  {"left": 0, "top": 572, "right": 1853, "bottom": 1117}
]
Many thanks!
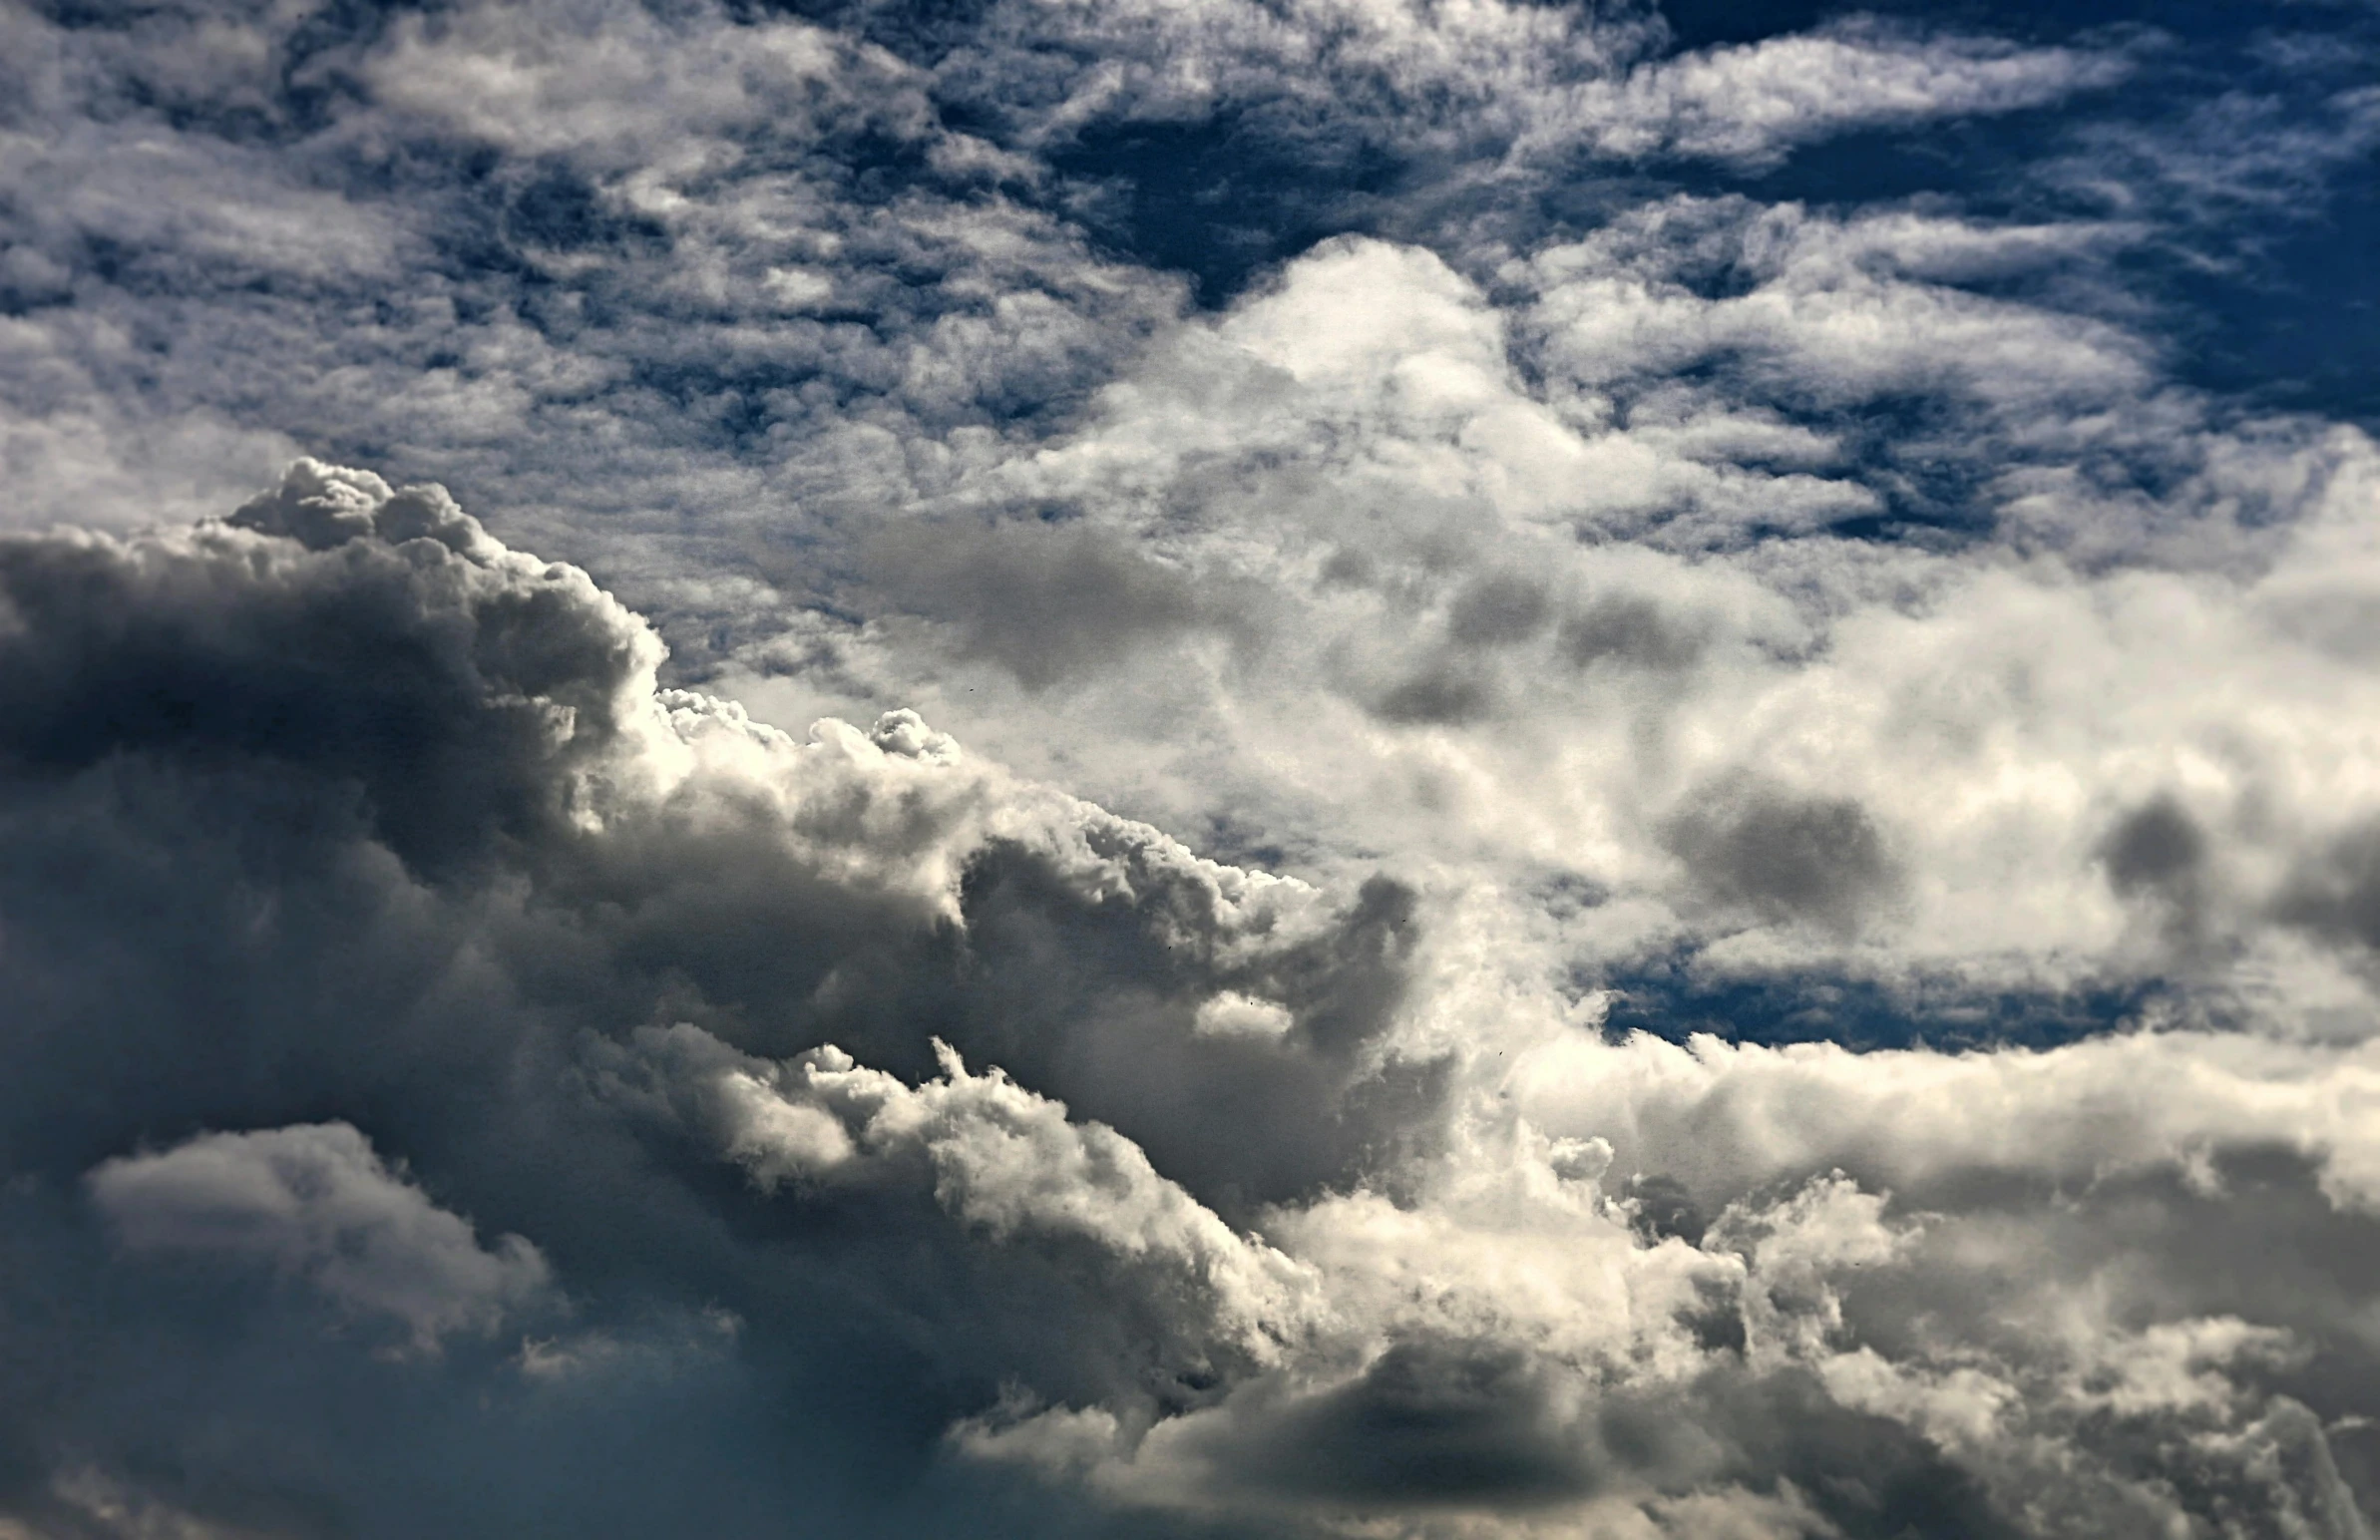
[
  {"left": 0, "top": 459, "right": 2373, "bottom": 1538},
  {"left": 3, "top": 0, "right": 2380, "bottom": 1535}
]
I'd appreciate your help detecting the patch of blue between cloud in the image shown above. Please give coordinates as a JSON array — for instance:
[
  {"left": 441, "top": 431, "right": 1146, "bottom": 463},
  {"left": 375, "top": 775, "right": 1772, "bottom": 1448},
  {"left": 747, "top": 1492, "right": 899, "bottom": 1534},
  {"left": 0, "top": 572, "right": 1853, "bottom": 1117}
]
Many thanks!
[
  {"left": 2168, "top": 174, "right": 2380, "bottom": 425},
  {"left": 499, "top": 166, "right": 671, "bottom": 255},
  {"left": 1659, "top": 0, "right": 2300, "bottom": 52},
  {"left": 1005, "top": 0, "right": 2379, "bottom": 434},
  {"left": 1662, "top": 0, "right": 2380, "bottom": 430},
  {"left": 1595, "top": 961, "right": 2167, "bottom": 1051},
  {"left": 1049, "top": 116, "right": 1407, "bottom": 306}
]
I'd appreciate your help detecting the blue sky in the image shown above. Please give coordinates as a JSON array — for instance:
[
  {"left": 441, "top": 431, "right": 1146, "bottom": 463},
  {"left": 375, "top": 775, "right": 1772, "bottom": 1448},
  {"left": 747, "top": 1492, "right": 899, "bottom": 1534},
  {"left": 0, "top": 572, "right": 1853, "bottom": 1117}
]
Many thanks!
[{"left": 4, "top": 0, "right": 2380, "bottom": 1535}]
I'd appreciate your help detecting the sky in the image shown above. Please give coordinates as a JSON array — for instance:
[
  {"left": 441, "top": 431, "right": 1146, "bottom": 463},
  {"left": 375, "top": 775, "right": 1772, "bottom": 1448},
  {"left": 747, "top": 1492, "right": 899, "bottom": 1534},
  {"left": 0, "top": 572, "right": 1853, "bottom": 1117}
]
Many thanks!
[{"left": 3, "top": 0, "right": 2380, "bottom": 1535}]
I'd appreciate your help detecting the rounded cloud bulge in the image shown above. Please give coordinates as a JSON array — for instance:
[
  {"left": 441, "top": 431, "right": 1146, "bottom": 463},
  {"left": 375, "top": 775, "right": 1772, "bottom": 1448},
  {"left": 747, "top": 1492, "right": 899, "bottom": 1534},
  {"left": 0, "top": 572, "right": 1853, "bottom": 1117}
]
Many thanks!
[{"left": 6, "top": 0, "right": 2380, "bottom": 1535}]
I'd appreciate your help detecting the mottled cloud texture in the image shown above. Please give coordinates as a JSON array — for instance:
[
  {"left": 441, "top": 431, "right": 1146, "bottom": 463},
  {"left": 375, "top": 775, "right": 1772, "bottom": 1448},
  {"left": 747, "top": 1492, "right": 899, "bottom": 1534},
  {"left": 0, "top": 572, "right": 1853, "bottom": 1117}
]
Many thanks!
[{"left": 3, "top": 0, "right": 2380, "bottom": 1535}]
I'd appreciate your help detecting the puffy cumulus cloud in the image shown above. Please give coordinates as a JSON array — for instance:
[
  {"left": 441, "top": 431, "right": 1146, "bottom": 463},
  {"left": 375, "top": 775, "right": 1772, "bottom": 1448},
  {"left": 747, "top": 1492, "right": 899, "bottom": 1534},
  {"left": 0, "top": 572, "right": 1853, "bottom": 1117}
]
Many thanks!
[
  {"left": 716, "top": 224, "right": 2380, "bottom": 1032},
  {"left": 0, "top": 458, "right": 666, "bottom": 878},
  {"left": 88, "top": 1122, "right": 551, "bottom": 1353},
  {"left": 1509, "top": 1027, "right": 2380, "bottom": 1216},
  {"left": 608, "top": 1025, "right": 1328, "bottom": 1367},
  {"left": 4, "top": 464, "right": 2380, "bottom": 1537},
  {"left": 947, "top": 1139, "right": 2373, "bottom": 1537},
  {"left": 0, "top": 462, "right": 1450, "bottom": 1532}
]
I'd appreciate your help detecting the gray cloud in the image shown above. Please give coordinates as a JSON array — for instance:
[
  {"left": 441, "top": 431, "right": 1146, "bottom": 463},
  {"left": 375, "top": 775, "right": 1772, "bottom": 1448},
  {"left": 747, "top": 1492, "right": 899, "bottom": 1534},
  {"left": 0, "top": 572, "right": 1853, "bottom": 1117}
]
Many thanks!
[
  {"left": 1374, "top": 658, "right": 1498, "bottom": 725},
  {"left": 1558, "top": 590, "right": 1709, "bottom": 672},
  {"left": 2276, "top": 823, "right": 2380, "bottom": 958},
  {"left": 2103, "top": 796, "right": 2207, "bottom": 898},
  {"left": 2100, "top": 794, "right": 2215, "bottom": 955},
  {"left": 1445, "top": 572, "right": 1551, "bottom": 648},
  {"left": 89, "top": 1122, "right": 552, "bottom": 1353},
  {"left": 863, "top": 518, "right": 1216, "bottom": 689},
  {"left": 1662, "top": 781, "right": 1902, "bottom": 938}
]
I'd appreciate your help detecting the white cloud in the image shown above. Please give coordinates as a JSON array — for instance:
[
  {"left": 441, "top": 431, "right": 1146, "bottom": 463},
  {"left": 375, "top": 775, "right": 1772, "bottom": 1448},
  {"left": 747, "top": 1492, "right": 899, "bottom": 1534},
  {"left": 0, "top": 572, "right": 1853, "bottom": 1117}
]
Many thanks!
[
  {"left": 1510, "top": 1026, "right": 2380, "bottom": 1213},
  {"left": 1554, "top": 25, "right": 2131, "bottom": 168},
  {"left": 360, "top": 0, "right": 934, "bottom": 168},
  {"left": 617, "top": 1025, "right": 1326, "bottom": 1365}
]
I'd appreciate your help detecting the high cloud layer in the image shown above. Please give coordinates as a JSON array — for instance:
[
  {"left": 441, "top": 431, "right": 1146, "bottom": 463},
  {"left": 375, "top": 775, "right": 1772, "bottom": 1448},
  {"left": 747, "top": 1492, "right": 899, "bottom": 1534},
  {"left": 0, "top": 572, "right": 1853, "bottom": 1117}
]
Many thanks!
[{"left": 4, "top": 0, "right": 2380, "bottom": 1536}]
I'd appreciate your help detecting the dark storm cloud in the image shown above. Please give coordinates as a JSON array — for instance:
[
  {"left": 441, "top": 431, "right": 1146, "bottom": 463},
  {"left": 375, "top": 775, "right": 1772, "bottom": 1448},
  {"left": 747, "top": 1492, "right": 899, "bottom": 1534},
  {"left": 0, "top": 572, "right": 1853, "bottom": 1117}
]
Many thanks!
[
  {"left": 88, "top": 1121, "right": 553, "bottom": 1354},
  {"left": 0, "top": 463, "right": 656, "bottom": 879},
  {"left": 1220, "top": 1340, "right": 1608, "bottom": 1505},
  {"left": 0, "top": 468, "right": 1435, "bottom": 1211},
  {"left": 917, "top": 854, "right": 1444, "bottom": 1211},
  {"left": 1071, "top": 1318, "right": 2027, "bottom": 1534},
  {"left": 1, "top": 459, "right": 2375, "bottom": 1539},
  {"left": 0, "top": 464, "right": 1469, "bottom": 1537}
]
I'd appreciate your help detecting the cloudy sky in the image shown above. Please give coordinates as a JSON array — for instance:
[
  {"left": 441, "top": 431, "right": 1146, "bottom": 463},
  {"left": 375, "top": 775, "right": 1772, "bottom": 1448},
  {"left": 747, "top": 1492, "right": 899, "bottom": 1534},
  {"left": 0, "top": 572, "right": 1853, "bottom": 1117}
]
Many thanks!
[{"left": 4, "top": 0, "right": 2380, "bottom": 1535}]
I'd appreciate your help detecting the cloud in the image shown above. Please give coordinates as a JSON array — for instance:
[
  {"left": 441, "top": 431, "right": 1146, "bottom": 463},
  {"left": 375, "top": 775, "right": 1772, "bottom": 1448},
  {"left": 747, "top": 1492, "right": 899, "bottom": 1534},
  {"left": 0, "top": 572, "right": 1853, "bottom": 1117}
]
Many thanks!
[
  {"left": 88, "top": 1122, "right": 551, "bottom": 1352},
  {"left": 1, "top": 462, "right": 2377, "bottom": 1537},
  {"left": 1660, "top": 781, "right": 1903, "bottom": 940},
  {"left": 861, "top": 516, "right": 1218, "bottom": 689},
  {"left": 710, "top": 218, "right": 2380, "bottom": 1013},
  {"left": 609, "top": 1024, "right": 1326, "bottom": 1369},
  {"left": 1556, "top": 24, "right": 2132, "bottom": 169},
  {"left": 360, "top": 2, "right": 935, "bottom": 167},
  {"left": 6, "top": 0, "right": 2380, "bottom": 1531},
  {"left": 0, "top": 462, "right": 1428, "bottom": 1529}
]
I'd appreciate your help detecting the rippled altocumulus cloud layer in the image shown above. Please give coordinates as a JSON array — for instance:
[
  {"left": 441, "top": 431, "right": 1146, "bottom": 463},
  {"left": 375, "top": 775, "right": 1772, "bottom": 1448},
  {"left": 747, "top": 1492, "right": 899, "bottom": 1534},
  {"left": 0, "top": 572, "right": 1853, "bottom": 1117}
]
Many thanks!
[{"left": 5, "top": 0, "right": 2380, "bottom": 1536}]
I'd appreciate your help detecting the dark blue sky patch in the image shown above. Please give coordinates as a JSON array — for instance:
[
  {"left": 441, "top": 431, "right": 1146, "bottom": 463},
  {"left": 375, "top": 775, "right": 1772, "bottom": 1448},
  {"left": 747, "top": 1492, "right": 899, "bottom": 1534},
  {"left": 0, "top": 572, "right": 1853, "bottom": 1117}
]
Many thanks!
[
  {"left": 1657, "top": 5, "right": 2380, "bottom": 431},
  {"left": 1052, "top": 117, "right": 1408, "bottom": 307},
  {"left": 2157, "top": 172, "right": 2380, "bottom": 425},
  {"left": 1596, "top": 961, "right": 2168, "bottom": 1051},
  {"left": 1660, "top": 0, "right": 2294, "bottom": 51}
]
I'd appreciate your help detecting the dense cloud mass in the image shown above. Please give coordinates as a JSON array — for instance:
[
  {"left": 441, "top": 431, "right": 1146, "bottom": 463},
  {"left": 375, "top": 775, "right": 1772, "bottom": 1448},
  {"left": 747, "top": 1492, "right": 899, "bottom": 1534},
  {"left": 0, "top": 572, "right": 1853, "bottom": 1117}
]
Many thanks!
[{"left": 4, "top": 0, "right": 2380, "bottom": 1535}]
